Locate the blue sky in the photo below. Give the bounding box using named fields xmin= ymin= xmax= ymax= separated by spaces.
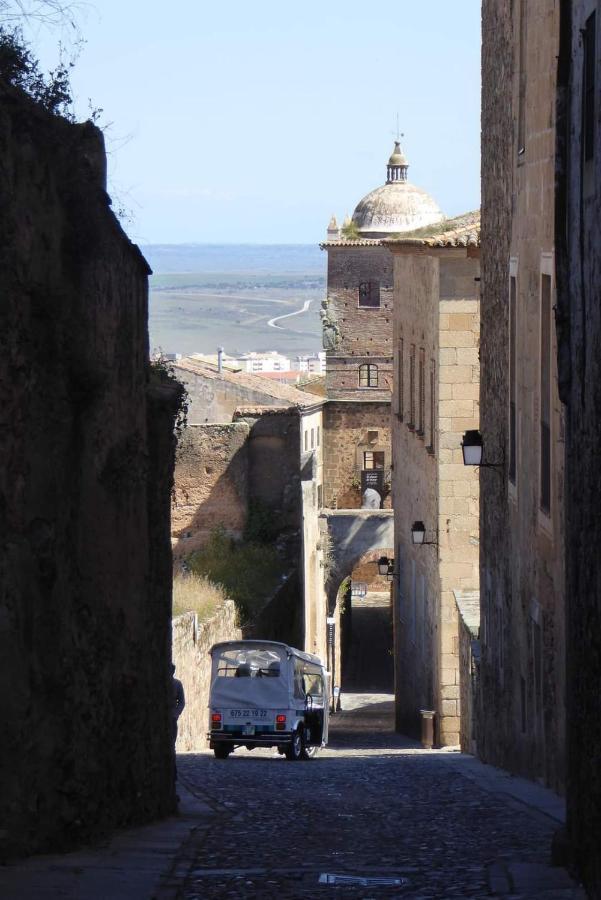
xmin=32 ymin=0 xmax=481 ymax=244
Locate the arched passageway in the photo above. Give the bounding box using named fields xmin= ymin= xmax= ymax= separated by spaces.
xmin=341 ymin=558 xmax=394 ymax=692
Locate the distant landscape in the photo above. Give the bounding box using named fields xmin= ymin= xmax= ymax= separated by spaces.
xmin=142 ymin=244 xmax=326 ymax=358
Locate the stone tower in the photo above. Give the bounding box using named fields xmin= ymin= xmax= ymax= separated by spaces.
xmin=320 ymin=142 xmax=444 ymax=510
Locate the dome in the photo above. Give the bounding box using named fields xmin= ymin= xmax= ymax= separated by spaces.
xmin=351 ymin=142 xmax=444 ymax=238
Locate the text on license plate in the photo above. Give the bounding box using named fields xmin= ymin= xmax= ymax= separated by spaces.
xmin=229 ymin=709 xmax=268 ymax=719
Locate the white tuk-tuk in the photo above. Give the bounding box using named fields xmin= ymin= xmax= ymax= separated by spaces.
xmin=207 ymin=640 xmax=329 ymax=760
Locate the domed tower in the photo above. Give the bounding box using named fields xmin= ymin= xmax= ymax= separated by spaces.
xmin=319 ymin=140 xmax=444 ymax=512
xmin=351 ymin=142 xmax=443 ymax=238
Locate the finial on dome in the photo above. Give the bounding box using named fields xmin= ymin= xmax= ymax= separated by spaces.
xmin=386 ymin=140 xmax=408 ymax=184
xmin=326 ymin=214 xmax=340 ymax=240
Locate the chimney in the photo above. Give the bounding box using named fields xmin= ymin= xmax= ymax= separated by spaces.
xmin=217 ymin=347 xmax=224 ymax=373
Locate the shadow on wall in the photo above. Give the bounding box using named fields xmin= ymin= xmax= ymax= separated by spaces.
xmin=172 ymin=444 xmax=249 ymax=567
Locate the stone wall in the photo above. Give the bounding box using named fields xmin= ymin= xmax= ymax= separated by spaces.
xmin=481 ymin=0 xmax=565 ymax=793
xmin=172 ymin=423 xmax=249 ymax=565
xmin=322 ymin=402 xmax=392 ymax=509
xmin=173 ymin=602 xmax=241 ymax=752
xmin=323 ymin=245 xmax=394 ymax=401
xmin=479 ymin=0 xmax=514 ymax=782
xmin=555 ymin=0 xmax=601 ymax=890
xmin=0 ymin=84 xmax=178 ymax=858
xmin=390 ymin=249 xmax=480 ymax=746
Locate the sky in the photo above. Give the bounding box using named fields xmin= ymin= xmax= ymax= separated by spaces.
xmin=29 ymin=0 xmax=481 ymax=245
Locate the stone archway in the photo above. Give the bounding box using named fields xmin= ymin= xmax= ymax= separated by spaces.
xmin=320 ymin=509 xmax=395 ymax=698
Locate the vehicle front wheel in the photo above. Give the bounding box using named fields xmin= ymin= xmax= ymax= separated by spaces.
xmin=285 ymin=728 xmax=303 ymax=761
xmin=213 ymin=745 xmax=232 ymax=759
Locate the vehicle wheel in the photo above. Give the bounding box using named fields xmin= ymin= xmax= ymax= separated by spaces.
xmin=301 ymin=745 xmax=319 ymax=760
xmin=213 ymin=745 xmax=231 ymax=759
xmin=285 ymin=728 xmax=303 ymax=761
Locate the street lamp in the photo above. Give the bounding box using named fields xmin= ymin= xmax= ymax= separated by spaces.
xmin=377 ymin=556 xmax=390 ymax=576
xmin=410 ymin=520 xmax=438 ymax=548
xmin=461 ymin=429 xmax=504 ymax=471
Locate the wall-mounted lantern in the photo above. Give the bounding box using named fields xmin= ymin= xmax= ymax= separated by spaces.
xmin=410 ymin=520 xmax=438 ymax=548
xmin=461 ymin=429 xmax=504 ymax=472
xmin=377 ymin=555 xmax=398 ymax=582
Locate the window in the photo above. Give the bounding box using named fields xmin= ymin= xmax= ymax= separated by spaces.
xmin=409 ymin=344 xmax=416 ymax=427
xmin=509 ymin=274 xmax=517 ymax=484
xmin=397 ymin=337 xmax=404 ymax=420
xmin=417 ymin=348 xmax=425 ymax=436
xmin=363 ymin=450 xmax=385 ymax=469
xmin=358 ymin=281 xmax=381 ymax=308
xmin=540 ymin=273 xmax=552 ymax=514
xmin=304 ymin=431 xmax=308 ymax=452
xmin=583 ymin=11 xmax=596 ymax=162
xmin=359 ymin=363 xmax=378 ymax=387
xmin=316 ymin=425 xmax=320 ymax=447
xmin=428 ymin=359 xmax=436 ymax=453
xmin=311 ymin=428 xmax=315 ymax=450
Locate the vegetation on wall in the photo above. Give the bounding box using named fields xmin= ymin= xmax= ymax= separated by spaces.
xmin=0 ymin=25 xmax=74 ymax=116
xmin=172 ymin=573 xmax=227 ymax=621
xmin=187 ymin=527 xmax=286 ymax=625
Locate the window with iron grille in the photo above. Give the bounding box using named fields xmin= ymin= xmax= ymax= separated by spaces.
xmin=428 ymin=359 xmax=436 ymax=453
xmin=417 ymin=348 xmax=425 ymax=436
xmin=583 ymin=11 xmax=596 ymax=162
xmin=397 ymin=337 xmax=404 ymax=420
xmin=509 ymin=275 xmax=517 ymax=484
xmin=540 ymin=273 xmax=552 ymax=514
xmin=358 ymin=281 xmax=381 ymax=308
xmin=359 ymin=363 xmax=378 ymax=387
xmin=409 ymin=344 xmax=416 ymax=428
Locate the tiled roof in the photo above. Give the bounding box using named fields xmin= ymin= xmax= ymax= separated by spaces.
xmin=453 ymin=590 xmax=481 ymax=636
xmin=386 ymin=210 xmax=481 ymax=248
xmin=319 ymin=239 xmax=383 ymax=249
xmin=174 ymin=357 xmax=323 ymax=409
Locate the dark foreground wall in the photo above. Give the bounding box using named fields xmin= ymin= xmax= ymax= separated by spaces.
xmin=556 ymin=2 xmax=601 ymax=893
xmin=0 ymin=84 xmax=180 ymax=858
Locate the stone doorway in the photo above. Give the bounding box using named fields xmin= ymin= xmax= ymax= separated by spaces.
xmin=340 ymin=558 xmax=394 ymax=693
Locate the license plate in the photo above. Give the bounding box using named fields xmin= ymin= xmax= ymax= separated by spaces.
xmin=243 ymin=724 xmax=255 ymax=735
xmin=228 ymin=709 xmax=268 ymax=720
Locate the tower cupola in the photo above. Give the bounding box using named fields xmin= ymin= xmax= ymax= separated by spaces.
xmin=386 ymin=141 xmax=408 ymax=183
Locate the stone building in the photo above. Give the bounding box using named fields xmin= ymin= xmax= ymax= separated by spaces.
xmin=170 ymin=358 xmax=328 ymax=665
xmin=480 ymin=0 xmax=565 ymax=792
xmin=318 ymin=144 xmax=445 ymax=694
xmin=555 ymin=0 xmax=601 ymax=892
xmin=388 ymin=214 xmax=481 ymax=746
xmin=0 ymin=82 xmax=179 ymax=857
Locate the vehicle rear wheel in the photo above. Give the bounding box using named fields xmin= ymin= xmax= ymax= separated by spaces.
xmin=285 ymin=728 xmax=303 ymax=761
xmin=302 ymin=745 xmax=319 ymax=760
xmin=213 ymin=745 xmax=232 ymax=759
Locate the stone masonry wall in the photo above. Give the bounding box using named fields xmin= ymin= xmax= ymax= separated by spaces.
xmin=324 ymin=245 xmax=394 ymax=401
xmin=556 ymin=0 xmax=601 ymax=890
xmin=172 ymin=423 xmax=250 ymax=565
xmin=173 ymin=602 xmax=241 ymax=752
xmin=0 ymin=84 xmax=178 ymax=858
xmin=322 ymin=402 xmax=392 ymax=509
xmin=479 ymin=0 xmax=514 ymax=778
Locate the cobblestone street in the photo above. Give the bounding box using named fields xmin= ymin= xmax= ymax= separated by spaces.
xmin=163 ymin=694 xmax=582 ymax=899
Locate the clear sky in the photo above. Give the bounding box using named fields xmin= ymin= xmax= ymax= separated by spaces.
xmin=31 ymin=0 xmax=481 ymax=245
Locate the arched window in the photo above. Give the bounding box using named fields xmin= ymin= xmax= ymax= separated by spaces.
xmin=359 ymin=364 xmax=378 ymax=388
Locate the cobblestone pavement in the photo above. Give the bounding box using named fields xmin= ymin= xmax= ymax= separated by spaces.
xmin=164 ymin=694 xmax=584 ymax=900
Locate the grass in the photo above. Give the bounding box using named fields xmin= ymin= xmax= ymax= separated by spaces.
xmin=172 ymin=573 xmax=228 ymax=621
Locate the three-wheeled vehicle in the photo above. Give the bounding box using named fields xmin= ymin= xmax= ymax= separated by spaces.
xmin=207 ymin=640 xmax=329 ymax=760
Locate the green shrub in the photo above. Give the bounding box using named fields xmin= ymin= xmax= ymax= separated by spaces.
xmin=0 ymin=26 xmax=73 ymax=117
xmin=187 ymin=527 xmax=285 ymax=624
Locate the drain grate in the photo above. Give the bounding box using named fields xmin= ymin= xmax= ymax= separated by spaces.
xmin=319 ymin=873 xmax=409 ymax=887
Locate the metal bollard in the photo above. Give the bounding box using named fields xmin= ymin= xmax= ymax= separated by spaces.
xmin=419 ymin=709 xmax=436 ymax=749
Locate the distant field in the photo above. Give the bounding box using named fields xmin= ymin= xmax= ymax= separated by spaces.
xmin=144 ymin=245 xmax=326 ymax=358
